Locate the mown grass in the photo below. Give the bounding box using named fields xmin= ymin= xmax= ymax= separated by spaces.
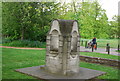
xmin=80 ymin=52 xmax=119 ymax=60
xmin=80 ymin=62 xmax=119 ymax=80
xmin=81 ymin=39 xmax=118 ymax=48
xmin=116 ymin=50 xmax=120 ymax=53
xmin=2 ymin=48 xmax=46 ymax=79
xmin=2 ymin=48 xmax=119 ymax=80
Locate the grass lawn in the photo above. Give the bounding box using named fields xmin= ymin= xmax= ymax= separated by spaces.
xmin=80 ymin=52 xmax=119 ymax=60
xmin=116 ymin=50 xmax=120 ymax=53
xmin=2 ymin=48 xmax=119 ymax=80
xmin=81 ymin=39 xmax=118 ymax=48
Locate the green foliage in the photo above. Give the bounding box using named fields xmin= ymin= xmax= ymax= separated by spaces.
xmin=2 ymin=1 xmax=118 ymax=42
xmin=2 ymin=2 xmax=60 ymax=41
xmin=116 ymin=50 xmax=120 ymax=53
xmin=77 ymin=2 xmax=110 ymax=38
xmin=109 ymin=15 xmax=119 ymax=39
xmin=2 ymin=38 xmax=12 ymax=44
xmin=57 ymin=1 xmax=111 ymax=39
xmin=2 ymin=48 xmax=119 ymax=79
xmin=2 ymin=40 xmax=46 ymax=48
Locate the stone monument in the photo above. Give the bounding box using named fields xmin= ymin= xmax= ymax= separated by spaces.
xmin=45 ymin=19 xmax=80 ymax=76
xmin=15 ymin=19 xmax=106 ymax=80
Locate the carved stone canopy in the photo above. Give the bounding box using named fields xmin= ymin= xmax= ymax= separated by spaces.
xmin=15 ymin=19 xmax=106 ymax=79
xmin=45 ymin=19 xmax=80 ymax=76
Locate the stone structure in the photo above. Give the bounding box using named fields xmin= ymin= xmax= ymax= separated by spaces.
xmin=45 ymin=19 xmax=80 ymax=76
xmin=80 ymin=55 xmax=120 ymax=67
xmin=15 ymin=19 xmax=106 ymax=80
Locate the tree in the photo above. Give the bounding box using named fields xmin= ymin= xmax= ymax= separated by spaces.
xmin=71 ymin=1 xmax=109 ymax=39
xmin=2 ymin=1 xmax=113 ymax=41
xmin=2 ymin=2 xmax=61 ymax=41
xmin=109 ymin=15 xmax=119 ymax=38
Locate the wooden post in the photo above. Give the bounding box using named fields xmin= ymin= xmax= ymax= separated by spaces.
xmin=95 ymin=43 xmax=97 ymax=50
xmin=85 ymin=41 xmax=87 ymax=48
xmin=81 ymin=40 xmax=83 ymax=46
xmin=118 ymin=44 xmax=120 ymax=51
xmin=108 ymin=46 xmax=110 ymax=54
xmin=92 ymin=44 xmax=94 ymax=52
xmin=106 ymin=43 xmax=108 ymax=52
xmin=106 ymin=43 xmax=110 ymax=54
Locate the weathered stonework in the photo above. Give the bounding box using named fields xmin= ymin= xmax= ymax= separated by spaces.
xmin=15 ymin=19 xmax=106 ymax=80
xmin=44 ymin=19 xmax=80 ymax=76
xmin=80 ymin=55 xmax=120 ymax=67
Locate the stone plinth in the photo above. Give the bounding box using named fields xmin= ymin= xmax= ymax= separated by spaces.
xmin=15 ymin=65 xmax=106 ymax=80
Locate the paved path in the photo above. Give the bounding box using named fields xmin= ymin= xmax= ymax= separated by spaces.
xmin=1 ymin=46 xmax=119 ymax=56
xmin=80 ymin=46 xmax=120 ymax=56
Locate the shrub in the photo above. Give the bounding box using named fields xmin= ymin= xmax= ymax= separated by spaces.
xmin=2 ymin=40 xmax=46 ymax=48
xmin=2 ymin=38 xmax=12 ymax=44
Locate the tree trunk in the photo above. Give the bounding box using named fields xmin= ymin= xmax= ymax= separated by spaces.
xmin=21 ymin=27 xmax=24 ymax=40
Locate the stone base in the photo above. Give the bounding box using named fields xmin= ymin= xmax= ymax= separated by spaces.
xmin=15 ymin=65 xmax=106 ymax=80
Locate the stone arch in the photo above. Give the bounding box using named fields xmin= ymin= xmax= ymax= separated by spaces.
xmin=49 ymin=20 xmax=60 ymax=35
xmin=50 ymin=29 xmax=59 ymax=52
xmin=71 ymin=31 xmax=78 ymax=52
xmin=71 ymin=21 xmax=79 ymax=34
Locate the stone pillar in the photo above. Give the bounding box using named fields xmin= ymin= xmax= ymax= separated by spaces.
xmin=45 ymin=19 xmax=80 ymax=76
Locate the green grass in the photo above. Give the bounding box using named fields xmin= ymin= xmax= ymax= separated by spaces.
xmin=80 ymin=62 xmax=119 ymax=80
xmin=116 ymin=50 xmax=120 ymax=53
xmin=2 ymin=48 xmax=45 ymax=79
xmin=97 ymin=39 xmax=118 ymax=48
xmin=2 ymin=48 xmax=119 ymax=80
xmin=81 ymin=39 xmax=118 ymax=48
xmin=80 ymin=52 xmax=119 ymax=60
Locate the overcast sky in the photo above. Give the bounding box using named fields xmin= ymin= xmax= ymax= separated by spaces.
xmin=98 ymin=0 xmax=120 ymax=21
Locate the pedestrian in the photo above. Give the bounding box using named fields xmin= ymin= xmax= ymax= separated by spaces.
xmin=92 ymin=37 xmax=97 ymax=50
xmin=87 ymin=40 xmax=92 ymax=48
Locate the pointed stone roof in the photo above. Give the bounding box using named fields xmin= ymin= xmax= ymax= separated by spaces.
xmin=54 ymin=19 xmax=77 ymax=36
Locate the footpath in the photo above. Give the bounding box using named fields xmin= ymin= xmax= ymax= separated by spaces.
xmin=80 ymin=46 xmax=120 ymax=56
xmin=1 ymin=46 xmax=119 ymax=56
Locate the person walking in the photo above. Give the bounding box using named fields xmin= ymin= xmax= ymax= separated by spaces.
xmin=92 ymin=37 xmax=97 ymax=50
xmin=92 ymin=37 xmax=96 ymax=44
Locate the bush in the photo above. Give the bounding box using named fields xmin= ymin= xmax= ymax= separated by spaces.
xmin=2 ymin=40 xmax=46 ymax=48
xmin=116 ymin=50 xmax=120 ymax=53
xmin=2 ymin=38 xmax=12 ymax=44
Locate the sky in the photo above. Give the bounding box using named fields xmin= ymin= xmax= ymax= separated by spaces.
xmin=98 ymin=0 xmax=120 ymax=21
